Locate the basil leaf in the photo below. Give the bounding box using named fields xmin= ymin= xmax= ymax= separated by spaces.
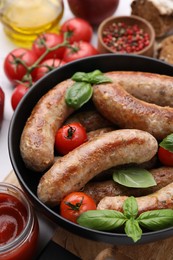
xmin=159 ymin=133 xmax=173 ymax=152
xmin=77 ymin=210 xmax=126 ymax=231
xmin=123 ymin=197 xmax=138 ymax=219
xmin=113 ymin=167 xmax=156 ymax=188
xmin=71 ymin=70 xmax=112 ymax=85
xmin=125 ymin=219 xmax=142 ymax=243
xmin=89 ymin=75 xmax=113 ymax=84
xmin=72 ymin=72 xmax=90 ymax=82
xmin=137 ymin=209 xmax=173 ymax=230
xmin=86 ymin=70 xmax=103 ymax=80
xmin=65 ymin=82 xmax=93 ymax=109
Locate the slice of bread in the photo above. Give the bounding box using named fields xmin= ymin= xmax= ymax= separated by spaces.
xmin=131 ymin=0 xmax=173 ymax=37
xmin=157 ymin=35 xmax=173 ymax=64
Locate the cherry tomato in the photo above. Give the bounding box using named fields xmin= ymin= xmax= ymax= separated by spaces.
xmin=0 ymin=88 xmax=4 ymax=126
xmin=158 ymin=146 xmax=173 ymax=166
xmin=32 ymin=58 xmax=66 ymax=81
xmin=63 ymin=41 xmax=99 ymax=62
xmin=55 ymin=122 xmax=87 ymax=155
xmin=60 ymin=192 xmax=96 ymax=223
xmin=32 ymin=33 xmax=66 ymax=60
xmin=61 ymin=17 xmax=93 ymax=43
xmin=11 ymin=83 xmax=29 ymax=110
xmin=4 ymin=48 xmax=37 ymax=86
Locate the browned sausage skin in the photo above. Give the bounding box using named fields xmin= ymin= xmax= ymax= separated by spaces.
xmin=64 ymin=109 xmax=113 ymax=132
xmin=37 ymin=129 xmax=158 ymax=206
xmin=20 ymin=79 xmax=75 ymax=172
xmin=92 ymin=82 xmax=173 ymax=140
xmin=97 ymin=181 xmax=173 ymax=214
xmin=83 ymin=167 xmax=173 ymax=204
xmin=104 ymin=71 xmax=173 ymax=107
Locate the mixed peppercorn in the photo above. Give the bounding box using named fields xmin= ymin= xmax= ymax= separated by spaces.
xmin=102 ymin=22 xmax=150 ymax=53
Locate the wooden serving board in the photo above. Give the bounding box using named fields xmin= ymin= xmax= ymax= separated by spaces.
xmin=4 ymin=171 xmax=173 ymax=260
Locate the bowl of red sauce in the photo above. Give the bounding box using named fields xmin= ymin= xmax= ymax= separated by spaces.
xmin=97 ymin=15 xmax=155 ymax=57
xmin=0 ymin=183 xmax=39 ymax=260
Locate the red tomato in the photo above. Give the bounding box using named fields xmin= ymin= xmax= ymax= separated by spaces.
xmin=32 ymin=58 xmax=66 ymax=81
xmin=4 ymin=48 xmax=37 ymax=86
xmin=11 ymin=83 xmax=29 ymax=110
xmin=60 ymin=192 xmax=96 ymax=223
xmin=32 ymin=33 xmax=66 ymax=60
xmin=158 ymin=146 xmax=173 ymax=166
xmin=0 ymin=88 xmax=4 ymax=126
xmin=55 ymin=122 xmax=87 ymax=155
xmin=61 ymin=17 xmax=93 ymax=43
xmin=63 ymin=41 xmax=99 ymax=62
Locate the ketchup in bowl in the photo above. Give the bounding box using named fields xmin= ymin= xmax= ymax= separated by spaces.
xmin=0 ymin=183 xmax=39 ymax=260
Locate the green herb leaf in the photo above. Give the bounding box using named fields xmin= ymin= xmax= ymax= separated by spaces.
xmin=113 ymin=167 xmax=156 ymax=188
xmin=89 ymin=74 xmax=113 ymax=84
xmin=123 ymin=196 xmax=138 ymax=219
xmin=65 ymin=82 xmax=93 ymax=109
xmin=72 ymin=72 xmax=90 ymax=82
xmin=77 ymin=210 xmax=126 ymax=231
xmin=125 ymin=219 xmax=142 ymax=242
xmin=137 ymin=209 xmax=173 ymax=230
xmin=71 ymin=70 xmax=112 ymax=84
xmin=159 ymin=133 xmax=173 ymax=152
xmin=66 ymin=70 xmax=112 ymax=109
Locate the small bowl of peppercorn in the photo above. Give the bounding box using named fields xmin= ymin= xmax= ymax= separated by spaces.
xmin=97 ymin=15 xmax=155 ymax=57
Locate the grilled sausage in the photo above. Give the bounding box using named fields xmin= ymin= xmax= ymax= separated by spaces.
xmin=64 ymin=109 xmax=113 ymax=132
xmin=104 ymin=71 xmax=173 ymax=107
xmin=87 ymin=127 xmax=114 ymax=141
xmin=37 ymin=129 xmax=158 ymax=206
xmin=97 ymin=181 xmax=173 ymax=214
xmin=92 ymin=82 xmax=173 ymax=140
xmin=83 ymin=167 xmax=173 ymax=204
xmin=20 ymin=79 xmax=75 ymax=172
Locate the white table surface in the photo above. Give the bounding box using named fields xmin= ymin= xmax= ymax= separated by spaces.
xmin=0 ymin=0 xmax=131 ymax=182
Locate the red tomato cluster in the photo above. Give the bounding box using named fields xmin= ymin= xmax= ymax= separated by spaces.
xmin=3 ymin=18 xmax=98 ymax=111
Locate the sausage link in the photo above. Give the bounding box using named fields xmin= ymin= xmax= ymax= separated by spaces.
xmin=92 ymin=82 xmax=173 ymax=140
xmin=83 ymin=167 xmax=173 ymax=204
xmin=20 ymin=79 xmax=75 ymax=172
xmin=104 ymin=71 xmax=173 ymax=107
xmin=64 ymin=109 xmax=113 ymax=132
xmin=37 ymin=129 xmax=158 ymax=206
xmin=87 ymin=127 xmax=114 ymax=141
xmin=97 ymin=181 xmax=173 ymax=214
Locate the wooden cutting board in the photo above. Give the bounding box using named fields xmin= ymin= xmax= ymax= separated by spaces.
xmin=4 ymin=171 xmax=173 ymax=260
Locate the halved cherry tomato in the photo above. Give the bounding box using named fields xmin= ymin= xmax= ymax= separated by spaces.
xmin=32 ymin=58 xmax=66 ymax=81
xmin=55 ymin=122 xmax=87 ymax=155
xmin=61 ymin=17 xmax=93 ymax=43
xmin=158 ymin=146 xmax=173 ymax=166
xmin=32 ymin=33 xmax=66 ymax=60
xmin=63 ymin=41 xmax=99 ymax=62
xmin=4 ymin=48 xmax=37 ymax=86
xmin=60 ymin=192 xmax=96 ymax=223
xmin=11 ymin=83 xmax=29 ymax=110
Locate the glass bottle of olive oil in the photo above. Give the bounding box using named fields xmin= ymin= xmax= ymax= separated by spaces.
xmin=0 ymin=0 xmax=64 ymax=47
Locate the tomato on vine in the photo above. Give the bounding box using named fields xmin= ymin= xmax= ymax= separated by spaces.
xmin=32 ymin=33 xmax=66 ymax=60
xmin=60 ymin=192 xmax=96 ymax=223
xmin=63 ymin=41 xmax=99 ymax=62
xmin=158 ymin=133 xmax=173 ymax=166
xmin=11 ymin=82 xmax=30 ymax=110
xmin=32 ymin=58 xmax=66 ymax=81
xmin=4 ymin=48 xmax=37 ymax=86
xmin=61 ymin=17 xmax=93 ymax=43
xmin=55 ymin=122 xmax=88 ymax=155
